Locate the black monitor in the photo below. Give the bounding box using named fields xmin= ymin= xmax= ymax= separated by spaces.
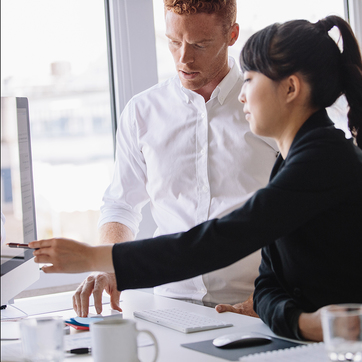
xmin=1 ymin=97 xmax=39 ymax=311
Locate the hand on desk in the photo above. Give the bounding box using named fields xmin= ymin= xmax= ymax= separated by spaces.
xmin=215 ymin=291 xmax=324 ymax=342
xmin=73 ymin=272 xmax=122 ymax=317
xmin=215 ymin=293 xmax=259 ymax=318
xmin=298 ymin=309 xmax=323 ymax=342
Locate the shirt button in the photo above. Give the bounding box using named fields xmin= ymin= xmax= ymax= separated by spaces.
xmin=200 ymin=148 xmax=206 ymax=155
xmin=200 ymin=113 xmax=205 ymax=118
xmin=202 ymin=185 xmax=208 ymax=192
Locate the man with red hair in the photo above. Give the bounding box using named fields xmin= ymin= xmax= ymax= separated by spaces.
xmin=73 ymin=0 xmax=278 ymax=318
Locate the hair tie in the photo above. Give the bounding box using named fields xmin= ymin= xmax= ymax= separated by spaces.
xmin=315 ymin=19 xmax=334 ymax=34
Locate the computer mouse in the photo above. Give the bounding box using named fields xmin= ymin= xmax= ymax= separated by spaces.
xmin=212 ymin=333 xmax=272 ymax=349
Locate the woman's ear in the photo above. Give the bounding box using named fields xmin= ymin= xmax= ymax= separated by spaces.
xmin=285 ymin=75 xmax=301 ymax=103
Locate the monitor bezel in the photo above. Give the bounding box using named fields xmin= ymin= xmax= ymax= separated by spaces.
xmin=1 ymin=97 xmax=40 ymax=308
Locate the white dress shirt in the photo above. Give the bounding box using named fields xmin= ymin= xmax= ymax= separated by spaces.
xmin=99 ymin=58 xmax=278 ymax=305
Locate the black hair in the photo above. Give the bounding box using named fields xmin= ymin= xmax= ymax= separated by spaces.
xmin=240 ymin=15 xmax=362 ymax=148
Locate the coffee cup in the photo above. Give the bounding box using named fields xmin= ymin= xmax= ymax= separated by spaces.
xmin=90 ymin=318 xmax=158 ymax=362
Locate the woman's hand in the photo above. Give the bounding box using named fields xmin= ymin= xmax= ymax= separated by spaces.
xmin=29 ymin=238 xmax=114 ymax=274
xmin=298 ymin=309 xmax=324 ymax=342
xmin=215 ymin=293 xmax=259 ymax=318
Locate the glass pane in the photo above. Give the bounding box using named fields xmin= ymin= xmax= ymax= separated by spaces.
xmin=1 ymin=0 xmax=114 ymax=245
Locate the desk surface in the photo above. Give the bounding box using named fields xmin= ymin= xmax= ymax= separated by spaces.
xmin=1 ymin=289 xmax=282 ymax=361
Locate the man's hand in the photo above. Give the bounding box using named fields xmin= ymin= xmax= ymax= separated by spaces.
xmin=71 ymin=222 xmax=134 ymax=317
xmin=215 ymin=293 xmax=259 ymax=318
xmin=73 ymin=272 xmax=122 ymax=317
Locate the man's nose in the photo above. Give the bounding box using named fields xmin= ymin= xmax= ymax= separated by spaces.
xmin=180 ymin=43 xmax=194 ymax=64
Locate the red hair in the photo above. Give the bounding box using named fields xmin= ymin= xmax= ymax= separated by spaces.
xmin=164 ymin=0 xmax=237 ymax=32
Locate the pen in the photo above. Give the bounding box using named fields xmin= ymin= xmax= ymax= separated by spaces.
xmin=6 ymin=243 xmax=32 ymax=249
xmin=66 ymin=347 xmax=91 ymax=354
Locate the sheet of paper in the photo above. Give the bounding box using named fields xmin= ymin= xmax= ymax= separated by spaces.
xmin=1 ymin=330 xmax=154 ymax=362
xmin=8 ymin=292 xmax=110 ymax=318
xmin=1 ymin=341 xmax=23 ymax=362
xmin=1 ymin=321 xmax=20 ymax=340
xmin=64 ymin=331 xmax=154 ymax=350
xmin=240 ymin=342 xmax=329 ymax=361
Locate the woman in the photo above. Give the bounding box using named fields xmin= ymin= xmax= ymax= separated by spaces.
xmin=30 ymin=15 xmax=362 ymax=342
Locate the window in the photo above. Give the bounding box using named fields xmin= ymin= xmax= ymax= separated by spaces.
xmin=1 ymin=0 xmax=357 ymax=295
xmin=1 ymin=0 xmax=114 ymax=246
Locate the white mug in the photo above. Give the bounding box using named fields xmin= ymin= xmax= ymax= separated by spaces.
xmin=90 ymin=318 xmax=158 ymax=362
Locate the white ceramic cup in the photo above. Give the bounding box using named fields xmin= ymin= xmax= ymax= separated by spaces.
xmin=20 ymin=316 xmax=64 ymax=362
xmin=322 ymin=304 xmax=362 ymax=362
xmin=90 ymin=318 xmax=158 ymax=362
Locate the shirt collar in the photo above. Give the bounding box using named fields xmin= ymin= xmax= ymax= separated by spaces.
xmin=212 ymin=57 xmax=240 ymax=105
xmin=179 ymin=57 xmax=240 ymax=104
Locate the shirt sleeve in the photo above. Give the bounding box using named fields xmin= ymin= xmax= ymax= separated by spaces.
xmin=253 ymin=248 xmax=304 ymax=340
xmin=98 ymin=98 xmax=150 ymax=236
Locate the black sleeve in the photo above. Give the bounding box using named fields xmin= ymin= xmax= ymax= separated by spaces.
xmin=253 ymin=248 xmax=304 ymax=340
xmin=112 ymin=126 xmax=352 ymax=292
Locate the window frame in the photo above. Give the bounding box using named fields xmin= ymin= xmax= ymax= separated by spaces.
xmin=345 ymin=0 xmax=362 ymax=47
xmin=105 ymin=0 xmax=158 ymax=148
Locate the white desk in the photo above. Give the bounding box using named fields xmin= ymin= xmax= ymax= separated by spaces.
xmin=0 ymin=289 xmax=290 ymax=361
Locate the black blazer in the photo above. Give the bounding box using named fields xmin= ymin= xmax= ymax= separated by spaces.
xmin=113 ymin=109 xmax=362 ymax=339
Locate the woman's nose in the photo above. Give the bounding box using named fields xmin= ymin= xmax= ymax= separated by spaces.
xmin=238 ymin=88 xmax=246 ymax=103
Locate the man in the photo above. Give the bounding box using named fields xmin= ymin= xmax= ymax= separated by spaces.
xmin=73 ymin=0 xmax=278 ymax=317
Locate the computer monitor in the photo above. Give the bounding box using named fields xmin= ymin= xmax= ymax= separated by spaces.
xmin=1 ymin=97 xmax=40 ymax=309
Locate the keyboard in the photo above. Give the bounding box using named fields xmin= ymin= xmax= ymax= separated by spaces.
xmin=133 ymin=308 xmax=233 ymax=333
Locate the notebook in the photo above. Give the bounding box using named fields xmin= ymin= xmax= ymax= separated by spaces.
xmin=240 ymin=342 xmax=328 ymax=361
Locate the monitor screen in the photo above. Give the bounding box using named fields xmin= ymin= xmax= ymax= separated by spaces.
xmin=1 ymin=97 xmax=39 ymax=308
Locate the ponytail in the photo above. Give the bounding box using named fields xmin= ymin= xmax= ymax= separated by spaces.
xmin=240 ymin=15 xmax=362 ymax=148
xmin=316 ymin=16 xmax=362 ymax=148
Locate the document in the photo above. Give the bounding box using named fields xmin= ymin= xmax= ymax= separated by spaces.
xmin=240 ymin=342 xmax=329 ymax=361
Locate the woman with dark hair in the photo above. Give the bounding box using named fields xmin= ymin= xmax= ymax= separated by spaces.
xmin=30 ymin=15 xmax=362 ymax=342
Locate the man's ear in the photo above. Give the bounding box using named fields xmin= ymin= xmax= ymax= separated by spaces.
xmin=229 ymin=23 xmax=239 ymax=46
xmin=285 ymin=75 xmax=301 ymax=103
